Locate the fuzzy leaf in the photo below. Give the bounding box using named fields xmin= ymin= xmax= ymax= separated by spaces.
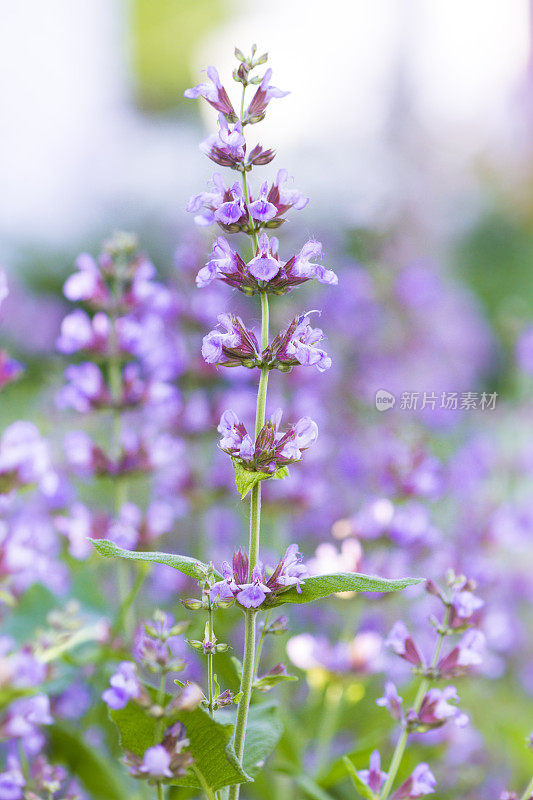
xmin=233 ymin=460 xmax=289 ymax=499
xmin=268 ymin=573 xmax=421 ymax=607
xmin=110 ymin=697 xmax=248 ymax=791
xmin=91 ymin=539 xmax=219 ymax=580
xmin=253 ymin=673 xmax=298 ymax=692
xmin=342 ymin=756 xmax=377 ymax=800
xmin=217 ymin=701 xmax=283 ymax=778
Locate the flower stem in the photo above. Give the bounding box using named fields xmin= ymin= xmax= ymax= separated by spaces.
xmin=315 ymin=683 xmax=344 ymax=776
xmin=253 ymin=609 xmax=271 ymax=681
xmin=520 ymin=776 xmax=533 ymax=800
xmin=380 ymin=609 xmax=450 ymax=800
xmin=207 ymin=601 xmax=215 ymax=717
xmin=229 ymin=609 xmax=257 ymax=800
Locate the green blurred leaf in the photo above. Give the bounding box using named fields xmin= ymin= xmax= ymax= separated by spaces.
xmin=48 ymin=721 xmax=125 ymax=800
xmin=110 ymin=698 xmax=248 ymax=791
xmin=91 ymin=539 xmax=219 ymax=580
xmin=342 ymin=756 xmax=376 ymax=800
xmin=253 ymin=673 xmax=298 ymax=692
xmin=217 ymin=701 xmax=283 ymax=779
xmin=268 ymin=573 xmax=421 ymax=607
xmin=233 ymin=460 xmax=289 ymax=499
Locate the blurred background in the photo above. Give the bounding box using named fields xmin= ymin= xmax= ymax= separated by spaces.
xmin=3 ymin=2 xmax=533 ymax=798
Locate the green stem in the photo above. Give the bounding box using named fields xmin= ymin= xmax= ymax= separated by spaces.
xmin=253 ymin=609 xmax=271 ymax=681
xmin=520 ymin=776 xmax=533 ymax=800
xmin=230 ymin=609 xmax=257 ymax=800
xmin=380 ymin=609 xmax=450 ymax=800
xmin=153 ymin=669 xmax=167 ymax=745
xmin=192 ymin=765 xmax=217 ymax=800
xmin=315 ymin=683 xmax=344 ymax=776
xmin=156 ymin=782 xmax=163 ymax=800
xmin=207 ymin=602 xmax=215 ymax=717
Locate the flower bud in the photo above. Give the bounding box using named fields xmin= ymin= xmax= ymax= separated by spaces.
xmin=215 ymin=642 xmax=230 ymax=653
xmin=181 ymin=598 xmax=204 ymax=611
xmin=186 ymin=639 xmax=203 ymax=651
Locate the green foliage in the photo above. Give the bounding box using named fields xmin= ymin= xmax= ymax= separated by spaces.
xmin=343 ymin=756 xmax=377 ymax=800
xmin=130 ymin=0 xmax=229 ymax=111
xmin=253 ymin=672 xmax=298 ymax=693
xmin=233 ymin=460 xmax=289 ymax=499
xmin=91 ymin=538 xmax=220 ymax=580
xmin=216 ymin=701 xmax=284 ymax=779
xmin=268 ymin=573 xmax=421 ymax=607
xmin=110 ymin=697 xmax=249 ymax=791
xmin=48 ymin=721 xmax=125 ymax=800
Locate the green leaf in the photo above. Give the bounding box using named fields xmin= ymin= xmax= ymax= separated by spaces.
xmin=91 ymin=539 xmax=219 ymax=580
xmin=233 ymin=460 xmax=289 ymax=499
xmin=342 ymin=756 xmax=377 ymax=800
xmin=268 ymin=572 xmax=421 ymax=607
xmin=295 ymin=774 xmax=338 ymax=800
xmin=48 ymin=721 xmax=125 ymax=800
xmin=253 ymin=673 xmax=298 ymax=692
xmin=217 ymin=701 xmax=283 ymax=778
xmin=110 ymin=698 xmax=248 ymax=792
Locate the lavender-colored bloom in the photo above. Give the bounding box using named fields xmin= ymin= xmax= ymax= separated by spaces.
xmin=248 ymin=181 xmax=278 ymax=222
xmin=449 ymin=589 xmax=484 ymax=628
xmin=195 ymin=234 xmax=337 ymax=295
xmin=0 ymin=422 xmax=57 ymax=496
xmin=63 ymin=252 xmax=108 ymax=304
xmin=376 ymin=681 xmax=404 ymax=721
xmin=0 ymin=757 xmax=25 ymax=800
xmin=200 ymin=114 xmax=246 ymax=168
xmin=102 ymin=662 xmax=141 ymax=710
xmin=413 ymin=686 xmax=469 ymax=729
xmin=139 ymin=745 xmax=173 ymax=778
xmin=184 ymin=65 xmax=237 ymax=120
xmin=245 ymin=67 xmax=289 ymax=122
xmin=215 ymin=183 xmax=246 ymax=226
xmin=266 ymin=313 xmax=331 ymax=372
xmin=202 ymin=313 xmax=260 ymax=368
xmin=247 ymin=233 xmax=283 ymax=281
xmin=438 ymin=629 xmax=485 ymax=675
xmin=358 ymin=750 xmax=387 ymax=794
xmin=210 ymin=545 xmax=308 ymax=609
xmin=0 ymin=351 xmax=23 ymax=391
xmin=5 ymin=695 xmax=53 ymax=738
xmin=287 ymin=631 xmax=382 ymax=675
xmin=385 ymin=621 xmax=424 ymax=667
xmin=392 ymin=763 xmax=436 ymax=798
xmin=217 ymin=408 xmax=318 ymax=472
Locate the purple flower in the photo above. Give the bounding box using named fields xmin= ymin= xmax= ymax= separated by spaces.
xmin=5 ymin=695 xmax=53 ymax=738
xmin=0 ymin=351 xmax=23 ymax=391
xmin=195 ymin=234 xmax=337 ymax=295
xmin=200 ymin=114 xmax=246 ymax=168
xmin=438 ymin=629 xmax=485 ymax=675
xmin=210 ymin=545 xmax=308 ymax=609
xmin=392 ymin=763 xmax=436 ymax=798
xmin=139 ymin=745 xmax=173 ymax=778
xmin=202 ymin=313 xmax=260 ymax=368
xmin=102 ymin=662 xmax=141 ymax=710
xmin=247 ymin=233 xmax=283 ymax=281
xmin=265 ymin=313 xmax=331 ymax=372
xmin=358 ymin=750 xmax=387 ymax=794
xmin=376 ymin=681 xmax=404 ymax=721
xmin=411 ymin=686 xmax=469 ymax=729
xmin=449 ymin=589 xmax=484 ymax=629
xmin=217 ymin=408 xmax=318 ymax=472
xmin=63 ymin=252 xmax=108 ymax=304
xmin=245 ymin=68 xmax=289 ymax=122
xmin=385 ymin=621 xmax=424 ymax=667
xmin=0 ymin=758 xmax=25 ymax=800
xmin=248 ymin=181 xmax=278 ymax=222
xmin=184 ymin=66 xmax=237 ymax=120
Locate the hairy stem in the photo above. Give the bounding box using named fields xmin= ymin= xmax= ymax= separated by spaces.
xmin=380 ymin=610 xmax=450 ymax=800
xmin=229 ymin=610 xmax=256 ymax=800
xmin=207 ymin=601 xmax=215 ymax=717
xmin=253 ymin=609 xmax=271 ymax=681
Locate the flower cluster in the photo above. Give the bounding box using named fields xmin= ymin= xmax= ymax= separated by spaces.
xmin=209 ymin=545 xmax=307 ymax=608
xmin=202 ymin=311 xmax=331 ymax=372
xmin=196 ymin=234 xmax=337 ymax=295
xmin=125 ymin=723 xmax=193 ymax=783
xmin=217 ymin=409 xmax=318 ymax=473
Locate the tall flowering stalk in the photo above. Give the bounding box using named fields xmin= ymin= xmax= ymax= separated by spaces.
xmin=92 ymin=46 xmax=417 ymax=800
xmin=185 ymin=47 xmax=335 ymax=790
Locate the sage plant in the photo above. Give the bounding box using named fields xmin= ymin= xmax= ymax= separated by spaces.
xmin=92 ymin=47 xmax=418 ymax=799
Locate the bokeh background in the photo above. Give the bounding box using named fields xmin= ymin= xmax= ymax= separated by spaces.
xmin=3 ymin=2 xmax=533 ymax=798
